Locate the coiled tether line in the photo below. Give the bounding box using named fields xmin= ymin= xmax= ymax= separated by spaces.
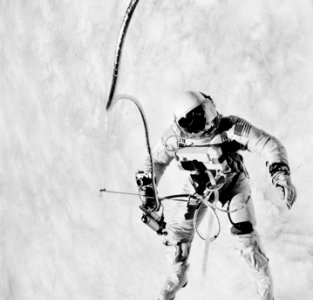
xmin=159 ymin=191 xmax=251 ymax=241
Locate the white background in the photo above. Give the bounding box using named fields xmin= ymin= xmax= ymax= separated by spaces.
xmin=1 ymin=0 xmax=313 ymax=299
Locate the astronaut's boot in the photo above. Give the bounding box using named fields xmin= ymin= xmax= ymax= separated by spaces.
xmin=158 ymin=262 xmax=188 ymax=300
xmin=235 ymin=231 xmax=274 ymax=300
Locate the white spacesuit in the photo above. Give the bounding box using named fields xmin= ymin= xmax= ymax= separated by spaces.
xmin=136 ymin=91 xmax=296 ymax=300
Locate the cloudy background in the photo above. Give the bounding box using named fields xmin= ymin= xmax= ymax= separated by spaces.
xmin=1 ymin=0 xmax=313 ymax=299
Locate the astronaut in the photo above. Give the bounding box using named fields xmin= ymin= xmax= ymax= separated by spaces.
xmin=136 ymin=91 xmax=296 ymax=300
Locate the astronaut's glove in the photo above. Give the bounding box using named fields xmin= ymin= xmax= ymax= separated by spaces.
xmin=135 ymin=170 xmax=157 ymax=211
xmin=270 ymin=163 xmax=297 ymax=209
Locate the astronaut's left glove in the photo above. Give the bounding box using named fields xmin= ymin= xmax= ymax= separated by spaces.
xmin=270 ymin=163 xmax=297 ymax=209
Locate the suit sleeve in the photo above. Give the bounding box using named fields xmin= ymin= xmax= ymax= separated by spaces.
xmin=226 ymin=116 xmax=289 ymax=168
xmin=143 ymin=125 xmax=178 ymax=185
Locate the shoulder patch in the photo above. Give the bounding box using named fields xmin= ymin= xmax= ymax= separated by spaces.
xmin=234 ymin=119 xmax=251 ymax=138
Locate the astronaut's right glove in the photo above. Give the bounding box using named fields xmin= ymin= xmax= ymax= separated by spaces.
xmin=135 ymin=170 xmax=158 ymax=211
xmin=270 ymin=163 xmax=297 ymax=209
xmin=135 ymin=171 xmax=165 ymax=234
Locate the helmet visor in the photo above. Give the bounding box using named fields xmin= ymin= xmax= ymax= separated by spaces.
xmin=177 ymin=104 xmax=206 ymax=134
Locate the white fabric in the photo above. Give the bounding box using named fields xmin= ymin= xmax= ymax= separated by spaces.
xmin=234 ymin=232 xmax=274 ymax=300
xmin=158 ymin=174 xmax=273 ymax=300
xmin=144 ymin=114 xmax=287 ymax=300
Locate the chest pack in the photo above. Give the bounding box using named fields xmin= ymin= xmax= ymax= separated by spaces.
xmin=175 ymin=133 xmax=231 ymax=171
xmin=174 ymin=134 xmax=242 ymax=194
xmin=175 ymin=145 xmax=229 ymax=172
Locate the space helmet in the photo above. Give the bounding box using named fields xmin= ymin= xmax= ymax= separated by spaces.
xmin=173 ymin=91 xmax=219 ymax=136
